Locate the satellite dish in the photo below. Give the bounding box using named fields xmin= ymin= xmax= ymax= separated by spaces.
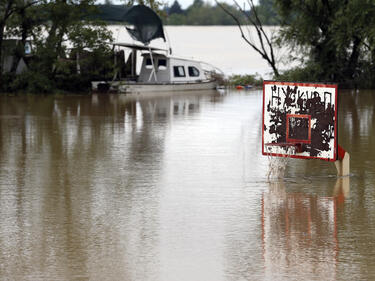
xmin=123 ymin=5 xmax=166 ymax=45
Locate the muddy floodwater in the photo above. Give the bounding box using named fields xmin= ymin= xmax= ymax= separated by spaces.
xmin=0 ymin=89 xmax=375 ymax=280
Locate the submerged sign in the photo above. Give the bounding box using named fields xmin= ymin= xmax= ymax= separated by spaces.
xmin=262 ymin=81 xmax=338 ymax=161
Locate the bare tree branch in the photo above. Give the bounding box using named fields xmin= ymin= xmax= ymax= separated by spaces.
xmin=247 ymin=0 xmax=277 ymax=71
xmin=215 ymin=2 xmax=264 ymax=57
xmin=216 ymin=0 xmax=279 ymax=77
xmin=233 ymin=0 xmax=268 ymax=59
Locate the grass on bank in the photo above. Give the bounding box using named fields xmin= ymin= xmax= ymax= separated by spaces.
xmin=226 ymin=74 xmax=264 ymax=88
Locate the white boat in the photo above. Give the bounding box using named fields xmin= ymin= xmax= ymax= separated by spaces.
xmin=91 ymin=43 xmax=219 ymax=93
xmin=91 ymin=5 xmax=222 ymax=94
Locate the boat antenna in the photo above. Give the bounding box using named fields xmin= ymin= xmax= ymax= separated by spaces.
xmin=116 ymin=26 xmax=120 ymax=43
xmin=147 ymin=45 xmax=158 ymax=82
xmin=164 ymin=28 xmax=172 ymax=55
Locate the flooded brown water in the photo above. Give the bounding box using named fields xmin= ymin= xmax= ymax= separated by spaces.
xmin=0 ymin=89 xmax=374 ymax=280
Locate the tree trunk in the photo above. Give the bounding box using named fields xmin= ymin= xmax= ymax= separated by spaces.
xmin=271 ymin=63 xmax=279 ymax=78
xmin=0 ymin=0 xmax=16 ymax=83
xmin=346 ymin=36 xmax=361 ymax=78
xmin=0 ymin=23 xmax=5 ymax=82
xmin=216 ymin=0 xmax=280 ymax=78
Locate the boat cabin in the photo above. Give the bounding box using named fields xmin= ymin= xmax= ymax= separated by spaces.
xmin=111 ymin=43 xmax=210 ymax=84
xmin=92 ymin=42 xmax=219 ymax=93
xmin=91 ymin=5 xmax=220 ymax=93
xmin=138 ymin=53 xmax=207 ymax=83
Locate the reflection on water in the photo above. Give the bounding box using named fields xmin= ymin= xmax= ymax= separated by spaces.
xmin=0 ymin=90 xmax=375 ymax=280
xmin=0 ymin=91 xmax=220 ymax=280
xmin=262 ymin=178 xmax=349 ymax=280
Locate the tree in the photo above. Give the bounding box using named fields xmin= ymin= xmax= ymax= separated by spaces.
xmin=167 ymin=13 xmax=186 ymax=25
xmin=166 ymin=1 xmax=241 ymax=25
xmin=0 ymin=0 xmax=17 ymax=76
xmin=0 ymin=0 xmax=40 ymax=79
xmin=169 ymin=0 xmax=183 ymax=15
xmin=2 ymin=0 xmax=114 ymax=92
xmin=216 ymin=0 xmax=280 ymax=77
xmin=275 ymin=0 xmax=375 ymax=85
xmin=124 ymin=0 xmax=164 ymax=14
xmin=191 ymin=0 xmax=203 ymax=8
xmin=254 ymin=0 xmax=278 ymax=25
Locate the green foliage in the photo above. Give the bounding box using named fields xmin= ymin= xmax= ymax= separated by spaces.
xmin=0 ymin=73 xmax=17 ymax=92
xmin=277 ymin=64 xmax=324 ymax=83
xmin=168 ymin=0 xmax=183 ymax=14
xmin=227 ymin=74 xmax=263 ymax=87
xmin=11 ymin=71 xmax=55 ymax=93
xmin=0 ymin=0 xmax=115 ymax=93
xmin=275 ymin=0 xmax=375 ymax=86
xmin=93 ymin=1 xmax=278 ymax=26
xmin=253 ymin=0 xmax=279 ymax=25
xmin=68 ymin=21 xmax=113 ymax=52
xmin=167 ymin=13 xmax=187 ymax=25
xmin=124 ymin=0 xmax=165 ymax=15
xmin=191 ymin=0 xmax=203 ymax=8
xmin=166 ymin=2 xmax=243 ymax=25
xmin=55 ymin=74 xmax=93 ymax=93
xmin=95 ymin=5 xmax=129 ymax=22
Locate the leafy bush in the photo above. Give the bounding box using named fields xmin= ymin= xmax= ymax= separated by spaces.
xmin=276 ymin=63 xmax=324 ymax=83
xmin=0 ymin=73 xmax=16 ymax=93
xmin=278 ymin=63 xmax=375 ymax=89
xmin=10 ymin=71 xmax=55 ymax=94
xmin=227 ymin=74 xmax=263 ymax=87
xmin=55 ymin=74 xmax=93 ymax=93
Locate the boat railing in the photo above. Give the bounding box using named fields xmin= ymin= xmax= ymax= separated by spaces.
xmin=200 ymin=62 xmax=224 ymax=76
xmin=200 ymin=61 xmax=225 ymax=84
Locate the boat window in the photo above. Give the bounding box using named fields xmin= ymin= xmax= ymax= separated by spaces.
xmin=173 ymin=66 xmax=186 ymax=77
xmin=24 ymin=42 xmax=31 ymax=54
xmin=158 ymin=59 xmax=167 ymax=70
xmin=145 ymin=58 xmax=154 ymax=69
xmin=188 ymin=66 xmax=200 ymax=77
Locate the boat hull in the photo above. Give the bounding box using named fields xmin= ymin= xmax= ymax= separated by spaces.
xmin=92 ymin=80 xmax=217 ymax=93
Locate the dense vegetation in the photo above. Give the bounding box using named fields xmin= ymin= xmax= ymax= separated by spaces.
xmin=274 ymin=0 xmax=375 ymax=88
xmin=164 ymin=0 xmax=245 ymax=25
xmin=95 ymin=0 xmax=277 ymax=26
xmin=227 ymin=74 xmax=263 ymax=87
xmin=0 ymin=0 xmax=114 ymax=93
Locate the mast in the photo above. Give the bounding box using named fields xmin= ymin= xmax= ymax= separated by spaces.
xmin=148 ymin=47 xmax=158 ymax=82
